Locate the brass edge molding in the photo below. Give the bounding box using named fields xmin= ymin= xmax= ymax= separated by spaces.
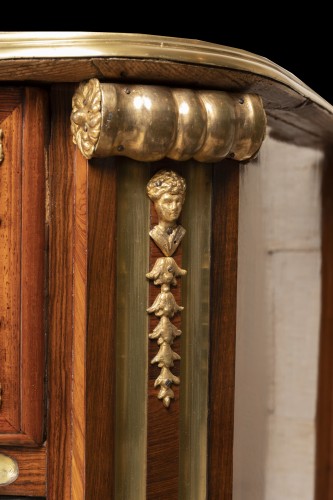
xmin=146 ymin=170 xmax=186 ymax=407
xmin=71 ymin=79 xmax=266 ymax=163
xmin=0 ymin=32 xmax=330 ymax=112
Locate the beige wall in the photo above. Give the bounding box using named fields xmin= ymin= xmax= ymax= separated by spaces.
xmin=233 ymin=133 xmax=322 ymax=499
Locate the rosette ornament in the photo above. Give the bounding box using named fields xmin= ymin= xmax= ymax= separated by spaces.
xmin=70 ymin=78 xmax=102 ymax=159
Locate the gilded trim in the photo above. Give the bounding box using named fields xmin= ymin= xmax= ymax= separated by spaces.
xmin=71 ymin=80 xmax=266 ymax=162
xmin=0 ymin=32 xmax=330 ymax=112
xmin=147 ymin=170 xmax=186 ymax=407
xmin=71 ymin=78 xmax=102 ymax=158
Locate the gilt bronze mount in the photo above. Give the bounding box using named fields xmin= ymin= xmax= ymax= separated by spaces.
xmin=71 ymin=78 xmax=266 ymax=163
xmin=146 ymin=170 xmax=186 ymax=407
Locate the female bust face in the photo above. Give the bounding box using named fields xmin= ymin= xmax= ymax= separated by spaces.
xmin=147 ymin=169 xmax=186 ymax=228
xmin=154 ymin=192 xmax=183 ymax=225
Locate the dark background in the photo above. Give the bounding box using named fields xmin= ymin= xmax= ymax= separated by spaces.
xmin=2 ymin=21 xmax=331 ymax=103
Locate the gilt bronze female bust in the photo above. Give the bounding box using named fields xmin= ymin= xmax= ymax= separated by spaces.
xmin=146 ymin=170 xmax=186 ymax=257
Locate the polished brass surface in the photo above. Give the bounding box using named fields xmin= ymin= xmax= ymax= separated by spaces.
xmin=115 ymin=159 xmax=149 ymax=499
xmin=0 ymin=129 xmax=4 ymax=163
xmin=71 ymin=80 xmax=266 ymax=162
xmin=0 ymin=453 xmax=19 ymax=486
xmin=179 ymin=163 xmax=211 ymax=500
xmin=147 ymin=170 xmax=186 ymax=407
xmin=0 ymin=32 xmax=330 ymax=114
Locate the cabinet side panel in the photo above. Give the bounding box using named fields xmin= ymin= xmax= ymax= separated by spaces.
xmin=86 ymin=158 xmax=117 ymax=499
xmin=208 ymin=161 xmax=239 ymax=500
xmin=0 ymin=103 xmax=22 ymax=435
xmin=48 ymin=85 xmax=75 ymax=499
xmin=21 ymin=87 xmax=48 ymax=445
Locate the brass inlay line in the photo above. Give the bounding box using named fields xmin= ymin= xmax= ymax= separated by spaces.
xmin=71 ymin=80 xmax=266 ymax=163
xmin=115 ymin=159 xmax=149 ymax=499
xmin=179 ymin=163 xmax=211 ymax=500
xmin=146 ymin=170 xmax=186 ymax=407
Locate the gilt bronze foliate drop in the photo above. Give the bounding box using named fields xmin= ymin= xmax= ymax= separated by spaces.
xmin=146 ymin=170 xmax=187 ymax=407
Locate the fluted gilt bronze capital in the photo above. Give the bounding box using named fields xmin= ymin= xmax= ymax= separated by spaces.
xmin=71 ymin=78 xmax=266 ymax=162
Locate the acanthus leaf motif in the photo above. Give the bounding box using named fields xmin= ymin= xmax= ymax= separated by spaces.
xmin=147 ymin=257 xmax=185 ymax=406
xmin=146 ymin=289 xmax=183 ymax=317
xmin=146 ymin=256 xmax=187 ymax=286
xmin=149 ymin=315 xmax=182 ymax=342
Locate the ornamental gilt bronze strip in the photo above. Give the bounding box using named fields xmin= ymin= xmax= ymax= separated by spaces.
xmin=146 ymin=170 xmax=186 ymax=407
xmin=71 ymin=79 xmax=266 ymax=163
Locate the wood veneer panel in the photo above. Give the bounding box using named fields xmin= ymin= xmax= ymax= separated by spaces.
xmin=0 ymin=103 xmax=22 ymax=436
xmin=0 ymin=57 xmax=331 ymax=147
xmin=0 ymin=86 xmax=47 ymax=496
xmin=0 ymin=447 xmax=46 ymax=497
xmin=49 ymin=87 xmax=117 ymax=499
xmin=48 ymin=85 xmax=75 ymax=499
xmin=208 ymin=161 xmax=239 ymax=500
xmin=0 ymin=87 xmax=23 ymax=122
xmin=72 ymin=150 xmax=88 ymax=498
xmin=0 ymin=87 xmax=47 ymax=447
xmin=21 ymin=87 xmax=48 ymax=445
xmin=86 ymin=158 xmax=117 ymax=499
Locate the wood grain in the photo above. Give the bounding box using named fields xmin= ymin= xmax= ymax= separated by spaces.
xmin=208 ymin=161 xmax=239 ymax=500
xmin=0 ymin=103 xmax=22 ymax=436
xmin=0 ymin=433 xmax=45 ymax=447
xmin=146 ymin=164 xmax=182 ymax=500
xmin=0 ymin=87 xmax=23 ymax=122
xmin=315 ymin=149 xmax=333 ymax=500
xmin=0 ymin=86 xmax=47 ymax=496
xmin=72 ymin=149 xmax=88 ymax=498
xmin=48 ymin=85 xmax=75 ymax=499
xmin=0 ymin=89 xmax=47 ymax=445
xmin=21 ymin=87 xmax=48 ymax=446
xmin=49 ymin=88 xmax=117 ymax=499
xmin=0 ymin=57 xmax=331 ymax=148
xmin=0 ymin=446 xmax=46 ymax=497
xmin=0 ymin=57 xmax=310 ymax=109
xmin=86 ymin=158 xmax=117 ymax=498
